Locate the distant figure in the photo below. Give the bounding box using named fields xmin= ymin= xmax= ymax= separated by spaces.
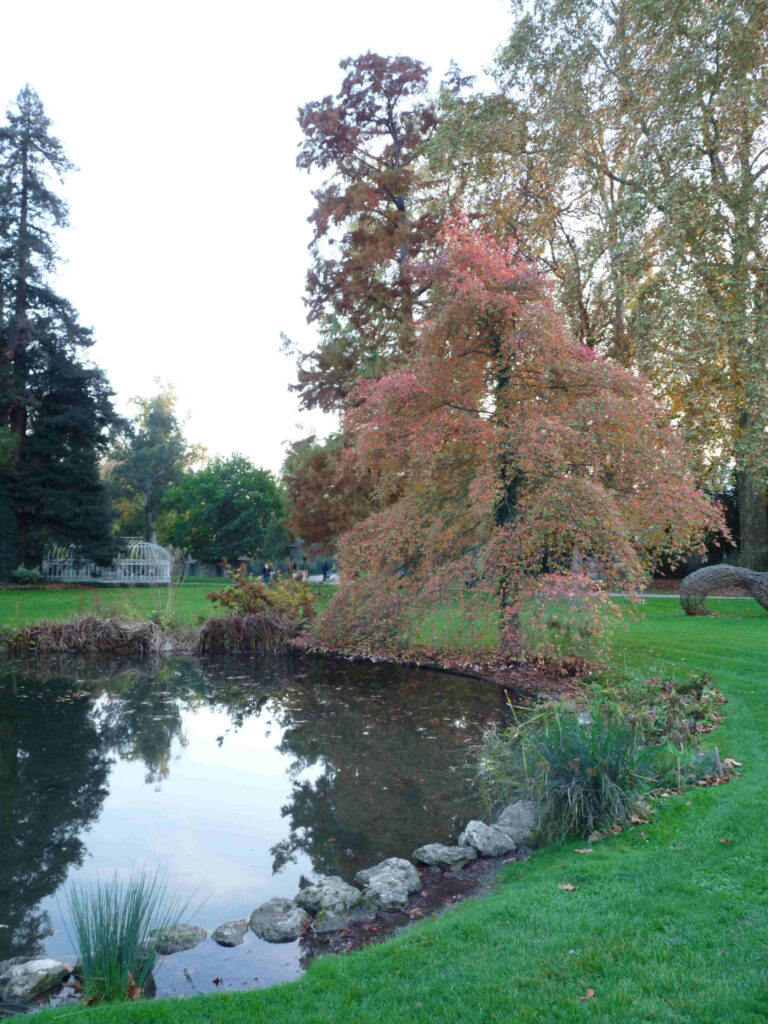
xmin=302 ymin=557 xmax=308 ymax=581
xmin=321 ymin=561 xmax=329 ymax=582
xmin=262 ymin=563 xmax=270 ymax=584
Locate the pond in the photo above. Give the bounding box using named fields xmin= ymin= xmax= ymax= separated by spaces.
xmin=0 ymin=654 xmax=517 ymax=1000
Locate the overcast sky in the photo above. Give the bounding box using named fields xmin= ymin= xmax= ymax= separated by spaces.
xmin=0 ymin=0 xmax=512 ymax=474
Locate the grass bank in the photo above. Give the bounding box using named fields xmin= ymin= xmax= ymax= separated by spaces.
xmin=34 ymin=597 xmax=767 ymax=1023
xmin=0 ymin=582 xmax=338 ymax=630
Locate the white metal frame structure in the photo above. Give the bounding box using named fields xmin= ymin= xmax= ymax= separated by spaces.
xmin=42 ymin=539 xmax=172 ymax=584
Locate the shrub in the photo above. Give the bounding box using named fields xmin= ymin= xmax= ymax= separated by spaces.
xmin=11 ymin=565 xmax=42 ymax=585
xmin=66 ymin=869 xmax=187 ymax=1003
xmin=478 ymin=707 xmax=662 ymax=840
xmin=207 ymin=568 xmax=315 ymax=623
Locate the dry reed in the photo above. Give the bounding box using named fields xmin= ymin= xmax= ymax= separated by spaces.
xmin=7 ymin=616 xmax=168 ymax=655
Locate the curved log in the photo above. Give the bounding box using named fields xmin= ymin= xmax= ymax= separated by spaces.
xmin=679 ymin=564 xmax=768 ymax=615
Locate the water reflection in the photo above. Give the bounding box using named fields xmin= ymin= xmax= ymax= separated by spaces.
xmin=0 ymin=654 xmax=514 ymax=985
xmin=0 ymin=671 xmax=110 ymax=960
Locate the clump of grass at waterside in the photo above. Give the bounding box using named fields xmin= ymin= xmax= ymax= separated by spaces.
xmin=479 ymin=709 xmax=663 ymax=840
xmin=67 ymin=869 xmax=187 ymax=1003
xmin=477 ymin=671 xmax=726 ymax=841
xmin=6 ymin=616 xmax=170 ymax=655
xmin=193 ymin=610 xmax=301 ymax=653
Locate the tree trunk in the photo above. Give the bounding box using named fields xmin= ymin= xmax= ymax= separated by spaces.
xmin=737 ymin=468 xmax=768 ymax=570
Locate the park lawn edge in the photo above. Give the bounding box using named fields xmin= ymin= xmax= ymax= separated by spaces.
xmin=30 ymin=597 xmax=768 ymax=1024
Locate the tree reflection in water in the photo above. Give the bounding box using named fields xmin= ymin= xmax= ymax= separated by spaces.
xmin=0 ymin=654 xmax=514 ymax=962
xmin=0 ymin=668 xmax=110 ymax=960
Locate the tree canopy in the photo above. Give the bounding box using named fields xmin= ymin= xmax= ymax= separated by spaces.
xmin=163 ymin=454 xmax=283 ymax=564
xmin=108 ymin=383 xmax=205 ymax=544
xmin=319 ymin=218 xmax=722 ymax=656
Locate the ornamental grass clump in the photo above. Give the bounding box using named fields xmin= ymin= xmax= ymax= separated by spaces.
xmin=479 ymin=708 xmax=662 ymax=841
xmin=66 ymin=869 xmax=186 ymax=1003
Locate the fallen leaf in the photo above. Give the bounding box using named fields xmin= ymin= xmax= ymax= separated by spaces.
xmin=125 ymin=972 xmax=142 ymax=1001
xmin=573 ymin=848 xmax=593 ymax=854
xmin=723 ymin=758 xmax=742 ymax=768
xmin=579 ymin=988 xmax=596 ymax=1001
xmin=720 ymin=838 xmax=731 ymax=845
xmin=558 ymin=883 xmax=579 ymax=891
xmin=212 ymin=976 xmax=223 ymax=986
xmin=629 ymin=813 xmax=649 ymax=824
xmin=685 ymin=800 xmax=693 ymax=806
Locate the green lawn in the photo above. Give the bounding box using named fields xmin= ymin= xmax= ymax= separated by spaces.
xmin=33 ymin=597 xmax=768 ymax=1023
xmin=0 ymin=584 xmax=225 ymax=627
xmin=0 ymin=581 xmax=338 ymax=629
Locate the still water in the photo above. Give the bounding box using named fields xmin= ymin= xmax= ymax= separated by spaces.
xmin=0 ymin=655 xmax=515 ymax=997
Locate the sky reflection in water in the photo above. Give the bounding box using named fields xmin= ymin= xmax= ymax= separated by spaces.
xmin=0 ymin=655 xmax=514 ymax=995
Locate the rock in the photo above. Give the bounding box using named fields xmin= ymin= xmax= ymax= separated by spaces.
xmin=211 ymin=919 xmax=249 ymax=947
xmin=0 ymin=957 xmax=70 ymax=999
xmin=355 ymin=857 xmax=421 ymax=908
xmin=151 ymin=924 xmax=207 ymax=955
xmin=494 ymin=800 xmax=537 ymax=844
xmin=458 ymin=820 xmax=517 ymax=857
xmin=295 ymin=876 xmax=377 ymax=933
xmin=250 ymin=898 xmax=307 ymax=943
xmin=412 ymin=843 xmax=478 ymax=869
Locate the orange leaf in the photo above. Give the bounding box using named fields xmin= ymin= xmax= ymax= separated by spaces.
xmin=579 ymin=988 xmax=596 ymax=1001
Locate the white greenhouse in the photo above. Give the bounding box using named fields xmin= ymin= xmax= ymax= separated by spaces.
xmin=42 ymin=539 xmax=172 ymax=585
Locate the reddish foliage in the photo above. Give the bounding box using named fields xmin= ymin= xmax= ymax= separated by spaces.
xmin=320 ymin=217 xmax=725 ymax=663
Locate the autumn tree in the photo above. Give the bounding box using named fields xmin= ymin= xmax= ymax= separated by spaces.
xmin=282 ymin=432 xmax=373 ymax=550
xmin=433 ymin=0 xmax=768 ymax=568
xmin=321 ymin=219 xmax=721 ymax=658
xmin=294 ymin=53 xmax=472 ymax=412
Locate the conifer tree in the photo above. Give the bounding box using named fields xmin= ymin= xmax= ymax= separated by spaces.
xmin=0 ymin=86 xmax=117 ymax=569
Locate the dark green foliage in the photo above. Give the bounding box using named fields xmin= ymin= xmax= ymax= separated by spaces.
xmin=0 ymin=86 xmax=117 ymax=570
xmin=164 ymin=454 xmax=282 ymax=564
xmin=17 ymin=349 xmax=116 ymax=565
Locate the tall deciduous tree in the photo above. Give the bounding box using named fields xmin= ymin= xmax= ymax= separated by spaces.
xmin=0 ymin=86 xmax=117 ymax=569
xmin=294 ymin=53 xmax=469 ymax=412
xmin=282 ymin=432 xmax=373 ymax=550
xmin=163 ymin=454 xmax=282 ymax=565
xmin=434 ymin=0 xmax=768 ymax=567
xmin=108 ymin=384 xmax=205 ymax=544
xmin=330 ymin=219 xmax=721 ymax=653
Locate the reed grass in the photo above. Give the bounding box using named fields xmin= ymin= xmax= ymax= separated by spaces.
xmin=66 ymin=869 xmax=186 ymax=1003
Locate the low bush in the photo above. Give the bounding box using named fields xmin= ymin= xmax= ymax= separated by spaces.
xmin=10 ymin=565 xmax=42 ymax=585
xmin=66 ymin=869 xmax=186 ymax=1003
xmin=207 ymin=569 xmax=315 ymax=623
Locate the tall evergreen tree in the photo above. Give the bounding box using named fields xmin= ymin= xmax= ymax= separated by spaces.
xmin=0 ymin=86 xmax=117 ymax=570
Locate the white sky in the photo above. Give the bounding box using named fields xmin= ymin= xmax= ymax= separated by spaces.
xmin=0 ymin=0 xmax=512 ymax=475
